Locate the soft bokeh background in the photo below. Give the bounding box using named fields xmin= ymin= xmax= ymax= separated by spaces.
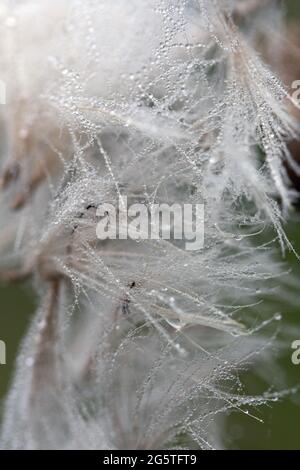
xmin=0 ymin=0 xmax=300 ymax=450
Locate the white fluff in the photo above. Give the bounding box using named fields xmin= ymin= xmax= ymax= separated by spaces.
xmin=0 ymin=0 xmax=298 ymax=450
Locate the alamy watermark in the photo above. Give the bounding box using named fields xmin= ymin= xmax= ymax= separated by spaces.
xmin=292 ymin=80 xmax=300 ymax=103
xmin=0 ymin=339 xmax=6 ymax=365
xmin=291 ymin=340 xmax=300 ymax=366
xmin=96 ymin=197 xmax=205 ymax=251
xmin=0 ymin=79 xmax=6 ymax=105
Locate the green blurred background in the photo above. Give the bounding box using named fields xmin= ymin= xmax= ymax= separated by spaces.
xmin=0 ymin=0 xmax=300 ymax=450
